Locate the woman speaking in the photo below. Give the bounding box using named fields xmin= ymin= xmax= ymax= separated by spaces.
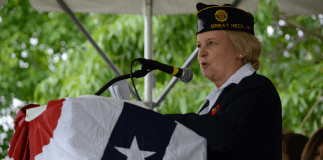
xmin=164 ymin=3 xmax=282 ymax=160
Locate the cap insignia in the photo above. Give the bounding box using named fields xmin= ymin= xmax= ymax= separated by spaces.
xmin=197 ymin=18 xmax=205 ymax=32
xmin=215 ymin=10 xmax=228 ymax=22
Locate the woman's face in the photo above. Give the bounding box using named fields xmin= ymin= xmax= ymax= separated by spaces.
xmin=314 ymin=142 xmax=323 ymax=160
xmin=197 ymin=30 xmax=243 ymax=87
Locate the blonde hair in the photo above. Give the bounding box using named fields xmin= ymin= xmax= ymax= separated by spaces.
xmin=224 ymin=30 xmax=262 ymax=70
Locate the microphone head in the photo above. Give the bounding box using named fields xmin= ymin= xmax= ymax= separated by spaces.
xmin=180 ymin=68 xmax=193 ymax=83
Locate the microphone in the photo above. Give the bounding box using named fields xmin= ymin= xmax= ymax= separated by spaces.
xmin=136 ymin=58 xmax=193 ymax=83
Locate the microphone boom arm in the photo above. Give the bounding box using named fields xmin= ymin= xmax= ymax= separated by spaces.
xmin=95 ymin=69 xmax=150 ymax=96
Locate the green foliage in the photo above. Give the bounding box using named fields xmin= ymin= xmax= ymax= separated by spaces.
xmin=255 ymin=1 xmax=323 ymax=136
xmin=1 ymin=0 xmax=323 ymax=158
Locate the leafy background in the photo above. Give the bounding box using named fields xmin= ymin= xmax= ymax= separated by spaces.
xmin=1 ymin=0 xmax=323 ymax=158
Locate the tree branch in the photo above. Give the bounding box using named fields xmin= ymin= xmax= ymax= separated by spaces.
xmin=300 ymin=96 xmax=323 ymax=129
xmin=265 ymin=35 xmax=307 ymax=58
xmin=272 ymin=12 xmax=323 ymax=41
xmin=29 ymin=53 xmax=40 ymax=68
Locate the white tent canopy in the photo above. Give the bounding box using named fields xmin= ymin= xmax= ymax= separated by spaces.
xmin=29 ymin=0 xmax=323 ymax=16
xmin=277 ymin=0 xmax=323 ymax=16
xmin=30 ymin=0 xmax=259 ymax=14
xmin=0 ymin=0 xmax=7 ymax=7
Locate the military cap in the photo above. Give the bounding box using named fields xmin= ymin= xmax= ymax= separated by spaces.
xmin=196 ymin=3 xmax=255 ymax=35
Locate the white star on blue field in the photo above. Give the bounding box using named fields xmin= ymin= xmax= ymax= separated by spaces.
xmin=115 ymin=136 xmax=156 ymax=160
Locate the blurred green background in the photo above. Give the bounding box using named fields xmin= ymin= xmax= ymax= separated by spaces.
xmin=1 ymin=0 xmax=323 ymax=158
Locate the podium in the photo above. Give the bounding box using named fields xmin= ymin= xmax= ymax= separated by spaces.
xmin=8 ymin=95 xmax=206 ymax=160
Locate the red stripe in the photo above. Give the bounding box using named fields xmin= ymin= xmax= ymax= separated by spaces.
xmin=8 ymin=98 xmax=65 ymax=160
xmin=8 ymin=104 xmax=39 ymax=160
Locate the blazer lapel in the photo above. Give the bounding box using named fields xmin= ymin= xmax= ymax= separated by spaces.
xmin=207 ymin=83 xmax=237 ymax=115
xmin=198 ymin=100 xmax=209 ymax=115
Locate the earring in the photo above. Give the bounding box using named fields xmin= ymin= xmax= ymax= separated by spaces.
xmin=240 ymin=55 xmax=242 ymax=57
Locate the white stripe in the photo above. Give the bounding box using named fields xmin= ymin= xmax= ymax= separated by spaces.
xmin=25 ymin=105 xmax=47 ymax=122
xmin=35 ymin=96 xmax=125 ymax=160
xmin=163 ymin=122 xmax=207 ymax=160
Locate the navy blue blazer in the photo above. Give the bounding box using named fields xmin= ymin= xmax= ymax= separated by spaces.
xmin=164 ymin=72 xmax=282 ymax=160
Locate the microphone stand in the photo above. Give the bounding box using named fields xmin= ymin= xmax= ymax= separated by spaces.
xmin=95 ymin=66 xmax=152 ymax=96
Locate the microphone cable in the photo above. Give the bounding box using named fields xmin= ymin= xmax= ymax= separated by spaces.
xmin=130 ymin=59 xmax=142 ymax=101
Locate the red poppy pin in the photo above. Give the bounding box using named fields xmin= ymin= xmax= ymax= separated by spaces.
xmin=211 ymin=104 xmax=221 ymax=116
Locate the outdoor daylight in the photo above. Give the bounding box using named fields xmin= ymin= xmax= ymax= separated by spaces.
xmin=1 ymin=0 xmax=323 ymax=160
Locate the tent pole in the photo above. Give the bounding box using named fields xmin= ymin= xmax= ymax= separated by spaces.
xmin=56 ymin=0 xmax=139 ymax=100
xmin=144 ymin=0 xmax=154 ymax=109
xmin=155 ymin=48 xmax=199 ymax=107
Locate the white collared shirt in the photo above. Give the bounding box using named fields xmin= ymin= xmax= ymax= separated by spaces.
xmin=199 ymin=63 xmax=256 ymax=115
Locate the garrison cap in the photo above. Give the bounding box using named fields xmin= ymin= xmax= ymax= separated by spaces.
xmin=196 ymin=3 xmax=255 ymax=35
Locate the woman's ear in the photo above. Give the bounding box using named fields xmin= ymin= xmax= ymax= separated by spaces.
xmin=236 ymin=53 xmax=244 ymax=59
